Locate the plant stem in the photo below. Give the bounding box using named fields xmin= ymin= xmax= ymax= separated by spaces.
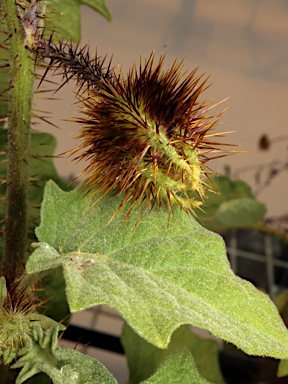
xmin=1 ymin=0 xmax=35 ymax=288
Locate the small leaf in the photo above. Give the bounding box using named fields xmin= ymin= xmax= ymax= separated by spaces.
xmin=216 ymin=198 xmax=266 ymax=227
xmin=278 ymin=359 xmax=288 ymax=378
xmin=140 ymin=348 xmax=211 ymax=384
xmin=25 ymin=313 xmax=66 ymax=333
xmin=45 ymin=0 xmax=111 ymax=42
xmin=196 ymin=175 xmax=266 ymax=230
xmin=27 ymin=181 xmax=288 ymax=358
xmin=81 ymin=0 xmax=112 ymax=21
xmin=45 ymin=0 xmax=81 ymax=42
xmin=55 ymin=349 xmax=117 ymax=384
xmin=121 ymin=324 xmax=224 ymax=384
xmin=275 ymin=291 xmax=288 ymax=325
xmin=13 ymin=325 xmax=117 ymax=384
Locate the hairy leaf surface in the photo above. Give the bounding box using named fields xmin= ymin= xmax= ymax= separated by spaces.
xmin=27 ymin=181 xmax=288 ymax=357
xmin=121 ymin=324 xmax=224 ymax=384
xmin=140 ymin=348 xmax=211 ymax=384
xmin=13 ymin=325 xmax=116 ymax=384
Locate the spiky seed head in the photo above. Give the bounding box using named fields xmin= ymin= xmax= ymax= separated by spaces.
xmin=0 ymin=276 xmax=43 ymax=364
xmin=69 ymin=53 xmax=232 ymax=217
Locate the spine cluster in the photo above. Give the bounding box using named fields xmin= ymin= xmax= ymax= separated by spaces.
xmin=33 ymin=35 xmax=232 ymax=218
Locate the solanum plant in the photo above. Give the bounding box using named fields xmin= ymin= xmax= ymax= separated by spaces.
xmin=1 ymin=1 xmax=288 ymax=383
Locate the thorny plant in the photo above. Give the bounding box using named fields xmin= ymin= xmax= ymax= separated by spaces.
xmin=1 ymin=1 xmax=288 ymax=384
xmin=34 ymin=37 xmax=233 ymax=220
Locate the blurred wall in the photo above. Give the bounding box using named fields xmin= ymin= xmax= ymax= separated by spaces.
xmin=36 ymin=0 xmax=288 ymax=217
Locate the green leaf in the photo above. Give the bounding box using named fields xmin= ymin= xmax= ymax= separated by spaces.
xmin=13 ymin=325 xmax=117 ymax=384
xmin=27 ymin=181 xmax=288 ymax=358
xmin=45 ymin=0 xmax=81 ymax=42
xmin=215 ymin=198 xmax=266 ymax=227
xmin=54 ymin=349 xmax=117 ymax=384
xmin=196 ymin=175 xmax=266 ymax=231
xmin=121 ymin=324 xmax=224 ymax=384
xmin=25 ymin=313 xmax=66 ymax=333
xmin=275 ymin=291 xmax=288 ymax=325
xmin=81 ymin=0 xmax=112 ymax=21
xmin=140 ymin=348 xmax=211 ymax=384
xmin=45 ymin=0 xmax=111 ymax=42
xmin=278 ymin=359 xmax=288 ymax=378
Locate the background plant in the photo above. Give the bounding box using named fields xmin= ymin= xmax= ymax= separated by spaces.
xmin=1 ymin=1 xmax=288 ymax=384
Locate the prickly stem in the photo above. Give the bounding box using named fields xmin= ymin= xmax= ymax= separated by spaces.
xmin=1 ymin=0 xmax=35 ymax=291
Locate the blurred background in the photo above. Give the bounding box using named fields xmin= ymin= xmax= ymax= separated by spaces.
xmin=34 ymin=1 xmax=288 ymax=382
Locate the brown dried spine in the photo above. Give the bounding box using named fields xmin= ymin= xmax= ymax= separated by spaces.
xmin=34 ymin=38 xmax=233 ymax=217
